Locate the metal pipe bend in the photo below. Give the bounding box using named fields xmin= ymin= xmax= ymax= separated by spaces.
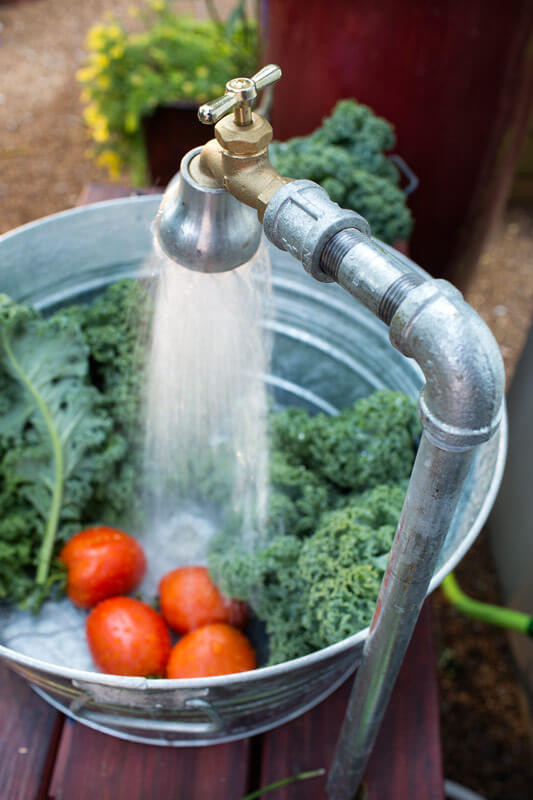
xmin=389 ymin=279 xmax=505 ymax=451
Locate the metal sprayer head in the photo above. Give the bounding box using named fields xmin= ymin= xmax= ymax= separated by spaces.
xmin=154 ymin=65 xmax=284 ymax=273
xmin=154 ymin=147 xmax=262 ymax=273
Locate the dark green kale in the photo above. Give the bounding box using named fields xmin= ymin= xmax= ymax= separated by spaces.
xmin=0 ymin=280 xmax=150 ymax=609
xmin=270 ymin=389 xmax=420 ymax=491
xmin=267 ymin=451 xmax=331 ymax=538
xmin=65 ymin=279 xmax=152 ymax=529
xmin=208 ymin=395 xmax=418 ymax=664
xmin=307 ymin=389 xmax=420 ymax=490
xmin=269 ymin=99 xmax=413 ymax=244
xmin=0 ymin=296 xmax=116 ymax=608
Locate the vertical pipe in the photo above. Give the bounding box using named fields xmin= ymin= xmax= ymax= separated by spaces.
xmin=327 ymin=434 xmax=475 ymax=799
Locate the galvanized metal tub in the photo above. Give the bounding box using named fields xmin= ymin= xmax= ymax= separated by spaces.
xmin=0 ymin=197 xmax=507 ymax=745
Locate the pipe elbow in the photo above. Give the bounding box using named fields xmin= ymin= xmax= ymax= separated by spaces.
xmin=389 ymin=280 xmax=505 ymax=451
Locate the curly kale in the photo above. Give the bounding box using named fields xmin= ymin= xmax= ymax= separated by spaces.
xmin=64 ymin=280 xmax=152 ymax=528
xmin=208 ymin=396 xmax=419 ymax=664
xmin=267 ymin=451 xmax=331 ymax=538
xmin=308 ymin=390 xmax=420 ymax=490
xmin=0 ymin=280 xmax=150 ymax=609
xmin=209 ymin=484 xmax=407 ymax=664
xmin=269 ymin=99 xmax=413 ymax=244
xmin=270 ymin=389 xmax=420 ymax=491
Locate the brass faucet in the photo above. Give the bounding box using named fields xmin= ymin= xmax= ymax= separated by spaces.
xmin=192 ymin=65 xmax=291 ymax=221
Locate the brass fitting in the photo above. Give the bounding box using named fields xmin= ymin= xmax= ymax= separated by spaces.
xmin=193 ymin=65 xmax=292 ymax=221
xmin=195 ymin=113 xmax=290 ymax=221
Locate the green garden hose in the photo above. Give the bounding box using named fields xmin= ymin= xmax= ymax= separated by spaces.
xmin=441 ymin=572 xmax=533 ymax=636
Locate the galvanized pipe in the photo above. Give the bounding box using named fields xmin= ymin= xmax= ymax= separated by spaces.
xmin=326 ymin=435 xmax=475 ymax=799
xmin=263 ymin=180 xmax=505 ymax=799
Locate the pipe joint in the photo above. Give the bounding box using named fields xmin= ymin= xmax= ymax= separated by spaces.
xmin=389 ymin=280 xmax=505 ymax=451
xmin=263 ymin=180 xmax=370 ymax=282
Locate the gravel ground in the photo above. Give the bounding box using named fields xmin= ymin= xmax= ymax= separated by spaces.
xmin=1 ymin=2 xmax=532 ymax=798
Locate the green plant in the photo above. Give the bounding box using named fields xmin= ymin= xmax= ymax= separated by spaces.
xmin=0 ymin=282 xmax=149 ymax=611
xmin=77 ymin=1 xmax=258 ymax=184
xmin=269 ymin=99 xmax=414 ymax=244
xmin=208 ymin=390 xmax=420 ymax=664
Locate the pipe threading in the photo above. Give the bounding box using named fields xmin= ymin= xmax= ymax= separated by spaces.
xmin=378 ymin=273 xmax=424 ymax=325
xmin=320 ymin=228 xmax=361 ymax=280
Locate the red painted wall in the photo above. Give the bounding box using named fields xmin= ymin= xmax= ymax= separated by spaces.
xmin=263 ymin=0 xmax=533 ymax=277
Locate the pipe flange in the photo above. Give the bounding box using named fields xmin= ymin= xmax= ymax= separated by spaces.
xmin=263 ymin=180 xmax=370 ymax=282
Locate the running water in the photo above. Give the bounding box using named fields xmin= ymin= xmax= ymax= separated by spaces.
xmin=142 ymin=239 xmax=271 ymax=583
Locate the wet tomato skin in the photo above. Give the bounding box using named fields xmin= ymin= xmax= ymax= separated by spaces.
xmin=158 ymin=566 xmax=248 ymax=634
xmin=59 ymin=526 xmax=146 ymax=608
xmin=166 ymin=623 xmax=257 ymax=678
xmin=86 ymin=597 xmax=172 ymax=677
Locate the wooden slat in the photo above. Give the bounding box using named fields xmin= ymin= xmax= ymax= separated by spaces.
xmin=258 ymin=601 xmax=444 ymax=799
xmin=48 ymin=721 xmax=251 ymax=800
xmin=0 ymin=660 xmax=63 ymax=800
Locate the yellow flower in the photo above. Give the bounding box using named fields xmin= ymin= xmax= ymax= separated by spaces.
xmin=96 ymin=149 xmax=122 ymax=179
xmin=106 ymin=24 xmax=123 ymax=41
xmin=110 ymin=44 xmax=124 ymax=59
xmin=128 ymin=6 xmax=140 ymax=18
xmin=93 ymin=53 xmax=110 ymax=69
xmin=86 ymin=25 xmax=107 ymax=51
xmin=93 ymin=127 xmax=110 ymax=143
xmin=76 ymin=65 xmax=99 ymax=83
xmin=149 ymin=0 xmax=166 ymax=11
xmin=98 ymin=75 xmax=110 ymax=89
xmin=195 ymin=66 xmax=208 ymax=79
xmin=124 ymin=111 xmax=138 ymax=133
xmin=83 ymin=103 xmax=102 ymax=125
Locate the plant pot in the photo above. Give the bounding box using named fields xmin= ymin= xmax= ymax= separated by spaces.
xmin=142 ymin=102 xmax=213 ymax=187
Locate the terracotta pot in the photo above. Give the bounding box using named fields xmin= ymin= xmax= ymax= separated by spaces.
xmin=142 ymin=102 xmax=213 ymax=186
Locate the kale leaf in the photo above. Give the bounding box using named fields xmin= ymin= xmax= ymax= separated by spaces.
xmin=269 ymin=99 xmax=413 ymax=244
xmin=0 ymin=295 xmax=113 ymax=606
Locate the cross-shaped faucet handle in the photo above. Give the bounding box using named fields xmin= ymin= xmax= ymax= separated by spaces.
xmin=198 ymin=64 xmax=282 ymax=127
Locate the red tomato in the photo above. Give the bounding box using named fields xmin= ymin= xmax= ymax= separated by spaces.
xmin=86 ymin=597 xmax=171 ymax=677
xmin=59 ymin=526 xmax=146 ymax=608
xmin=158 ymin=566 xmax=248 ymax=634
xmin=166 ymin=623 xmax=257 ymax=678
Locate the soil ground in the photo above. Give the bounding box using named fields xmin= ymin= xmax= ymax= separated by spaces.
xmin=1 ymin=2 xmax=532 ymax=798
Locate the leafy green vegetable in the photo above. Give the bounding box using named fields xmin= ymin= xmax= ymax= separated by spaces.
xmin=0 ymin=281 xmax=150 ymax=609
xmin=208 ymin=392 xmax=420 ymax=664
xmin=63 ymin=279 xmax=152 ymax=529
xmin=0 ymin=296 xmax=113 ymax=605
xmin=269 ymin=99 xmax=413 ymax=244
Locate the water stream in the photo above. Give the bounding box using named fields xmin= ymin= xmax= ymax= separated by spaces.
xmin=140 ymin=239 xmax=272 ymax=593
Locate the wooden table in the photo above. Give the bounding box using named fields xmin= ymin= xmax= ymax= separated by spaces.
xmin=0 ymin=603 xmax=443 ymax=800
xmin=0 ymin=185 xmax=445 ymax=800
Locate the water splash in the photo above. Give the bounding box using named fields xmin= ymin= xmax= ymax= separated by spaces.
xmin=143 ymin=239 xmax=272 ymax=569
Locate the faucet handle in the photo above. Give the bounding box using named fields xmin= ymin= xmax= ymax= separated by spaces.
xmin=198 ymin=64 xmax=282 ymax=127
